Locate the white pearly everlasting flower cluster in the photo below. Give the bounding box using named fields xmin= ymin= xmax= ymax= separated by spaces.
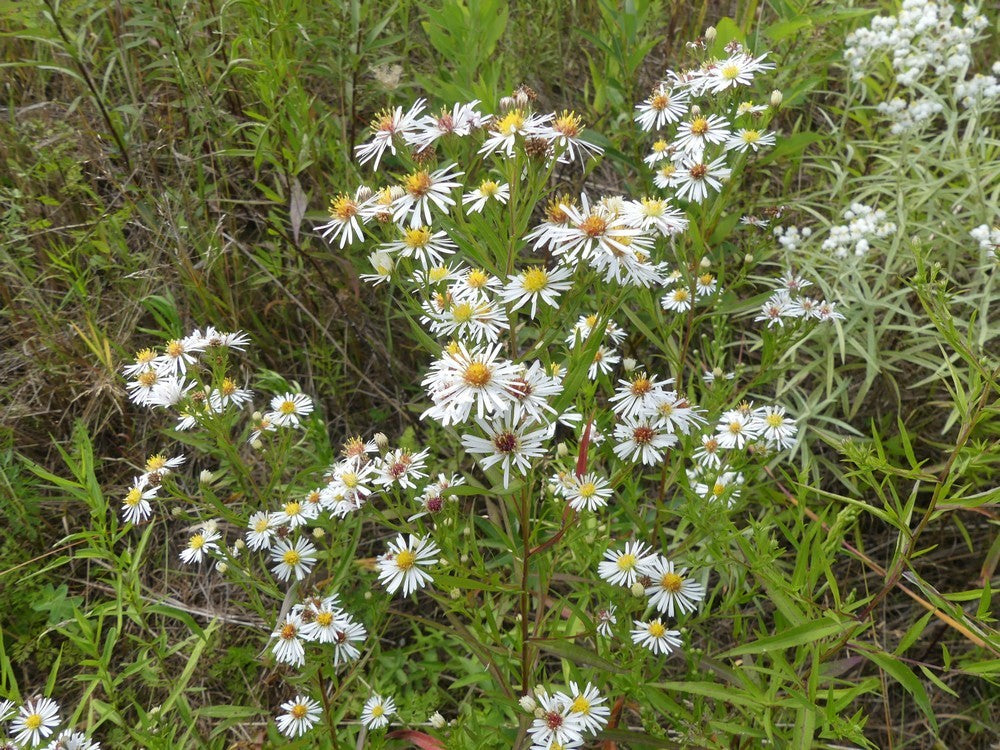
xmin=844 ymin=0 xmax=996 ymax=132
xmin=970 ymin=223 xmax=1000 ymax=262
xmin=821 ymin=203 xmax=897 ymax=258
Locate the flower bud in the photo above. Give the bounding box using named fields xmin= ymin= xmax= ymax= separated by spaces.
xmin=699 ymin=256 xmax=712 ymax=269
xmin=519 ymin=695 xmax=537 ymax=713
xmin=429 ymin=712 xmax=446 ymax=729
xmin=690 ymin=104 xmax=701 ymax=116
xmin=312 ymin=528 xmax=325 ymax=539
xmin=250 ymin=438 xmax=264 ymax=451
xmin=216 ymin=562 xmax=228 ymax=574
xmin=374 ymin=432 xmax=390 ymax=452
xmin=460 ymin=554 xmax=469 ymax=563
xmin=556 ymin=442 xmax=569 ymax=458
xmin=743 ymin=253 xmax=754 ymax=264
xmin=450 ymin=587 xmax=461 ymax=600
xmin=704 ymin=26 xmax=717 ymax=42
xmin=251 ymin=411 xmax=262 ymax=421
xmin=199 ymin=469 xmax=214 ymax=484
xmin=364 ymin=591 xmax=372 ymax=600
xmin=355 ymin=185 xmax=374 ymax=202
xmin=622 ymin=357 xmax=637 ymax=372
xmin=770 ymin=89 xmax=783 ymax=108
xmin=630 ymin=581 xmax=645 ymax=597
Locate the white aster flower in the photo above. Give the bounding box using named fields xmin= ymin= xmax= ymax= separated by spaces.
xmin=613 ymin=415 xmax=678 ymax=465
xmin=269 ymin=537 xmax=318 ymax=582
xmin=635 ymin=83 xmax=690 ymax=131
xmin=271 ymin=612 xmax=306 ymax=667
xmin=528 ymin=691 xmax=586 ymax=750
xmin=275 ymin=694 xmax=322 ymax=738
xmin=245 ymin=511 xmax=279 ymax=551
xmin=461 ymin=410 xmax=548 ymax=488
xmin=462 ymin=179 xmax=510 ymax=213
xmin=598 ymin=540 xmax=656 ymax=587
xmin=596 ymin=604 xmax=617 ymax=637
xmin=715 ymin=408 xmax=762 ymax=450
xmin=421 ymin=342 xmax=520 ymax=426
xmin=10 ymin=697 xmax=61 ymax=747
xmin=560 ymin=472 xmax=613 ymax=512
xmin=268 ymin=392 xmax=314 ymax=428
xmin=555 ymin=681 xmax=610 ymax=736
xmin=608 ymin=371 xmax=669 ymax=419
xmin=631 ymin=618 xmax=683 ymax=655
xmin=317 ymin=191 xmax=374 ymax=248
xmin=500 ymin=265 xmax=573 ymax=318
xmin=391 ymin=163 xmax=464 ymax=228
xmin=361 ymin=693 xmax=396 ymax=730
xmin=641 ymin=555 xmax=707 ymax=617
xmin=374 ymin=448 xmax=430 ymax=490
xmin=673 ymin=156 xmax=732 ymax=203
xmin=153 ymin=334 xmax=205 ymax=376
xmin=178 ymin=525 xmax=221 ymax=564
xmin=121 ymin=478 xmax=157 ymax=524
xmin=725 ymin=128 xmax=776 ymax=153
xmin=377 ymin=534 xmax=440 ymax=596
xmin=752 ymin=404 xmax=798 ymax=449
xmin=383 ymin=225 xmax=457 ymax=269
xmin=355 ymin=98 xmax=426 ymax=170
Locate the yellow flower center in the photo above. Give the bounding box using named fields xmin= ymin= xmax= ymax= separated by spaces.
xmin=741 ymin=129 xmax=761 ymax=143
xmin=125 ymin=487 xmax=142 ymax=506
xmin=371 ymin=704 xmax=385 ymax=717
xmin=616 ymin=553 xmax=636 ymax=570
xmin=578 ymin=482 xmax=596 ymax=498
xmin=479 ymin=179 xmax=499 ymax=196
xmin=279 ymin=400 xmax=297 ymax=415
xmin=579 ymin=214 xmax=608 ymax=237
xmin=145 ymin=454 xmax=167 ymax=471
xmin=134 ymin=348 xmax=156 ymax=364
xmin=451 ymin=302 xmax=474 ymax=323
xmin=661 ymin=572 xmax=683 ymax=593
xmin=330 ymin=194 xmax=358 ymax=219
xmin=396 ymin=549 xmax=416 ymax=570
xmin=138 ymin=370 xmax=158 ymax=387
xmin=403 ymin=226 xmax=431 ymax=249
xmin=630 ymin=377 xmax=652 ymax=396
xmin=648 ymin=620 xmax=666 ymax=637
xmin=713 ymin=482 xmax=726 ymax=496
xmin=650 ymin=92 xmax=670 ymax=111
xmin=189 ymin=534 xmax=205 ymax=550
xmin=221 ymin=377 xmax=237 ymax=396
xmin=283 ymin=549 xmax=301 ymax=566
xmin=24 ymin=713 xmax=42 ymax=730
xmin=284 ymin=502 xmax=302 ymax=517
xmin=463 ymin=362 xmax=491 ymax=387
xmin=467 ymin=269 xmax=489 ymax=288
xmin=658 ymin=164 xmax=676 ymax=179
xmin=699 ymin=273 xmax=714 ymax=285
xmin=342 ymin=472 xmax=359 ymax=488
xmin=553 ymin=110 xmax=582 ymax=136
xmin=291 ymin=703 xmax=308 ymax=719
xmin=545 ymin=197 xmax=572 ymax=224
xmin=690 ymin=117 xmax=709 ymax=135
xmin=721 ymin=63 xmax=741 ymax=80
xmin=641 ymin=197 xmax=664 ymax=216
xmin=585 ymin=314 xmax=598 ymax=327
xmin=428 ymin=266 xmax=449 ymax=282
xmin=166 ymin=340 xmax=184 ymax=357
xmin=404 ymin=170 xmax=432 ymax=197
xmin=254 ymin=518 xmax=270 ymax=533
xmin=728 ymin=421 xmax=743 ymax=434
xmin=316 ymin=611 xmax=334 ymax=627
xmin=651 ymin=139 xmax=669 ymax=153
xmin=766 ymin=413 xmax=784 ymax=428
xmin=496 ymin=109 xmax=525 ymax=135
xmin=521 ymin=268 xmax=549 ymax=293
xmin=280 ymin=623 xmax=297 ymax=640
xmin=570 ymin=695 xmax=591 ymax=714
xmin=673 ymin=288 xmax=689 ymax=302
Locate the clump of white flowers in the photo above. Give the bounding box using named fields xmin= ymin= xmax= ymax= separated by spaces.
xmin=970 ymin=223 xmax=1000 ymax=262
xmin=844 ymin=0 xmax=996 ymax=133
xmin=821 ymin=203 xmax=897 ymax=258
